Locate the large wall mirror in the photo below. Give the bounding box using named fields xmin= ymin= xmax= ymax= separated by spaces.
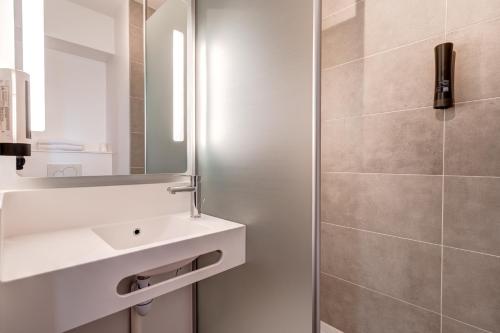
xmin=16 ymin=0 xmax=194 ymax=178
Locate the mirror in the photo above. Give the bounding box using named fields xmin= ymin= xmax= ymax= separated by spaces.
xmin=17 ymin=0 xmax=193 ymax=178
xmin=146 ymin=0 xmax=189 ymax=174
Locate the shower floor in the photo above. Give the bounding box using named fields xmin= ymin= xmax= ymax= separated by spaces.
xmin=321 ymin=321 xmax=343 ymax=333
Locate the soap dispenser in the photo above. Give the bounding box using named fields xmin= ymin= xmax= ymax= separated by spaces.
xmin=434 ymin=42 xmax=455 ymax=109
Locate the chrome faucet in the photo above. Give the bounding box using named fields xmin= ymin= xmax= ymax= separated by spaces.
xmin=167 ymin=175 xmax=201 ymax=218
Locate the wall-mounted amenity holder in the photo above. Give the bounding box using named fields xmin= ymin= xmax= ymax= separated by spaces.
xmin=0 ymin=68 xmax=31 ymax=168
xmin=434 ymin=42 xmax=455 ymax=109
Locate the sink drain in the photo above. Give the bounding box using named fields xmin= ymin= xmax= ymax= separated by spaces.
xmin=133 ymin=228 xmax=141 ymax=236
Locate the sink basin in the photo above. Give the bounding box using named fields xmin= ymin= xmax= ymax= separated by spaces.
xmin=0 ymin=185 xmax=246 ymax=333
xmin=0 ymin=212 xmax=245 ymax=332
xmin=93 ymin=216 xmax=212 ymax=250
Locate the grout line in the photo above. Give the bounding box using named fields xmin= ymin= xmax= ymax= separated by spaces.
xmin=322 ymin=34 xmax=444 ymax=72
xmin=130 ymin=21 xmax=143 ymax=29
xmin=323 ymin=221 xmax=500 ymax=259
xmin=321 ymin=222 xmax=442 ymax=247
xmin=444 ymin=0 xmax=448 ymax=41
xmin=442 ymin=315 xmax=493 ymax=333
xmin=446 ymin=15 xmax=500 ymax=36
xmin=322 ymin=0 xmax=364 ymax=21
xmin=323 ymin=95 xmax=500 ymax=123
xmin=444 ymin=174 xmax=500 ymax=179
xmin=321 ymin=222 xmax=500 ymax=259
xmin=321 ymin=172 xmax=500 ymax=180
xmin=130 ymin=25 xmax=143 ymax=31
xmin=444 ymin=245 xmax=500 ymax=259
xmin=454 ymin=96 xmax=500 ymax=105
xmin=440 ymin=90 xmax=447 ymax=333
xmin=130 ymin=60 xmax=145 ymax=66
xmin=321 ymin=272 xmax=442 ymax=316
xmin=322 ymin=171 xmax=442 ymax=177
xmin=324 ymin=105 xmax=435 ymax=122
xmin=440 ymin=0 xmax=447 ymax=316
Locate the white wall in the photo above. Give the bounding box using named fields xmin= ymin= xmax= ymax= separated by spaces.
xmin=35 ymin=48 xmax=107 ymax=144
xmin=29 ymin=47 xmax=112 ymax=177
xmin=44 ymin=0 xmax=115 ymax=54
xmin=20 ymin=151 xmax=113 ymax=177
xmin=107 ymin=0 xmax=130 ymax=175
xmin=30 ymin=0 xmax=131 ymax=176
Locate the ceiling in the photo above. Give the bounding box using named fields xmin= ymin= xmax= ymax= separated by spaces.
xmin=133 ymin=0 xmax=166 ymax=10
xmin=67 ymin=0 xmax=127 ymax=17
xmin=66 ymin=0 xmax=185 ymax=17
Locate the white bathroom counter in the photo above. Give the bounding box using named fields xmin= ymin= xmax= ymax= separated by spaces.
xmin=1 ymin=213 xmax=244 ymax=282
xmin=0 ymin=184 xmax=246 ymax=332
xmin=0 ymin=212 xmax=245 ymax=332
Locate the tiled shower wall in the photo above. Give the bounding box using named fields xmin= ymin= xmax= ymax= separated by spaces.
xmin=320 ymin=1 xmax=500 ymax=332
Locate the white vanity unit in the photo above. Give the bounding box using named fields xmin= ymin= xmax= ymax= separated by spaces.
xmin=0 ymin=183 xmax=246 ymax=333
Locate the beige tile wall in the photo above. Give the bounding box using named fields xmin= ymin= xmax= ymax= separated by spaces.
xmin=129 ymin=0 xmax=145 ymax=174
xmin=321 ymin=1 xmax=500 ymax=332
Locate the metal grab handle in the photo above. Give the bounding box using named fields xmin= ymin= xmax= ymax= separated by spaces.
xmin=167 ymin=186 xmax=196 ymax=194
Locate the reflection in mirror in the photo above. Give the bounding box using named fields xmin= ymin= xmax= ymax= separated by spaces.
xmin=146 ymin=0 xmax=188 ymax=174
xmin=17 ymin=0 xmax=191 ymax=178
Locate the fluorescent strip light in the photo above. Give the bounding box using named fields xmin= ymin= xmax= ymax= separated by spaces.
xmin=172 ymin=29 xmax=184 ymax=142
xmin=0 ymin=0 xmax=15 ymax=68
xmin=198 ymin=42 xmax=207 ymax=147
xmin=22 ymin=0 xmax=45 ymax=131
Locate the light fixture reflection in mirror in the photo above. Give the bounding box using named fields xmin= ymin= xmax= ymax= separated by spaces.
xmin=172 ymin=29 xmax=184 ymax=142
xmin=198 ymin=41 xmax=208 ymax=148
xmin=0 ymin=0 xmax=15 ymax=67
xmin=22 ymin=0 xmax=45 ymax=132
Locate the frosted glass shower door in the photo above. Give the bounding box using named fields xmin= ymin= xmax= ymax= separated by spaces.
xmin=196 ymin=0 xmax=320 ymax=332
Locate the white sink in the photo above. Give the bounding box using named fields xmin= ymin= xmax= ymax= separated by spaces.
xmin=93 ymin=215 xmax=212 ymax=250
xmin=0 ymin=184 xmax=246 ymax=333
xmin=0 ymin=212 xmax=244 ymax=284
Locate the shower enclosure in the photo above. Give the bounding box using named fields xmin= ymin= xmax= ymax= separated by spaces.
xmin=320 ymin=1 xmax=500 ymax=332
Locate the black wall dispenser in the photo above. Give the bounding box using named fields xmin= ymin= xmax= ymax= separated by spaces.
xmin=434 ymin=42 xmax=455 ymax=109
